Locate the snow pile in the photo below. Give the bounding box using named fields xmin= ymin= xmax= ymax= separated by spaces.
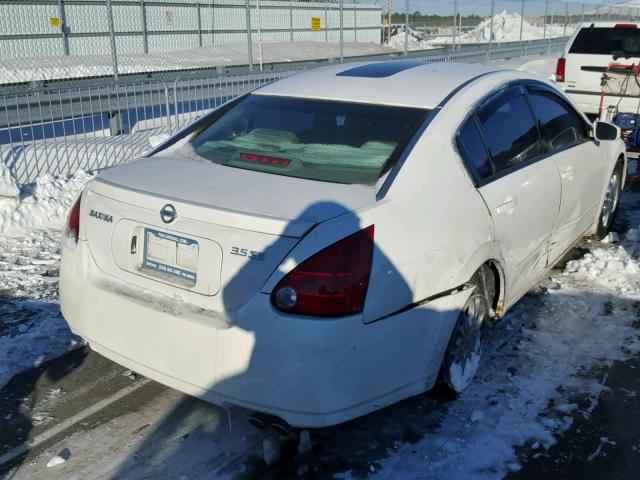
xmin=0 ymin=162 xmax=20 ymax=198
xmin=564 ymin=245 xmax=640 ymax=294
xmin=463 ymin=11 xmax=565 ymax=43
xmin=0 ymin=169 xmax=93 ymax=236
xmin=0 ymin=170 xmax=92 ymax=389
xmin=386 ymin=32 xmax=436 ymax=51
xmin=387 ymin=11 xmax=570 ymax=52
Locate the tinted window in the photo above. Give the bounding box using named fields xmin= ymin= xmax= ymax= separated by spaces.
xmin=458 ymin=118 xmax=493 ymax=179
xmin=188 ymin=95 xmax=428 ymax=185
xmin=528 ymin=91 xmax=588 ymax=150
xmin=477 ymin=93 xmax=544 ymax=173
xmin=569 ymin=26 xmax=640 ymax=56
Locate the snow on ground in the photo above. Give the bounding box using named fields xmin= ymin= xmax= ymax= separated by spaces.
xmin=375 ymin=193 xmax=640 ymax=479
xmin=0 ymin=168 xmax=92 ymax=389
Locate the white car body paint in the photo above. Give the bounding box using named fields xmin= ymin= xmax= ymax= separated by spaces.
xmin=60 ymin=62 xmax=625 ymax=427
xmin=557 ymin=21 xmax=640 ymax=115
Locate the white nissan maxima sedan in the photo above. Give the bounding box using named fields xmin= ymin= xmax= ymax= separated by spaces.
xmin=60 ymin=62 xmax=625 ymax=428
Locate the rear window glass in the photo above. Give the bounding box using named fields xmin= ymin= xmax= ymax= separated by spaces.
xmin=187 ymin=95 xmax=429 ymax=185
xmin=569 ymin=26 xmax=640 ymax=56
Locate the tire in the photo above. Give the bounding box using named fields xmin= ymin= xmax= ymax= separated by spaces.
xmin=441 ymin=289 xmax=489 ymax=394
xmin=595 ymin=163 xmax=623 ymax=240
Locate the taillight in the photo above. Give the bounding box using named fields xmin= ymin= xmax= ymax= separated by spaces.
xmin=555 ymin=58 xmax=566 ymax=83
xmin=272 ymin=225 xmax=374 ymax=317
xmin=615 ymin=24 xmax=637 ymax=29
xmin=64 ymin=194 xmax=82 ymax=244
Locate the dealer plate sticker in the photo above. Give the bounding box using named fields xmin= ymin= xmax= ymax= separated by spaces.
xmin=143 ymin=228 xmax=199 ymax=283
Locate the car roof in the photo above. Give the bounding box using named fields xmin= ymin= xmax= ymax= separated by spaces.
xmin=254 ymin=61 xmax=505 ymax=110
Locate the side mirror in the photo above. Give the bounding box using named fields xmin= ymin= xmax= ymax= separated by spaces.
xmin=593 ymin=120 xmax=620 ymax=141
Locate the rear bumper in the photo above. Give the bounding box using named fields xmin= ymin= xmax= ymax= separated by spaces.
xmin=60 ymin=240 xmax=469 ymax=428
xmin=565 ymin=89 xmax=640 ymax=116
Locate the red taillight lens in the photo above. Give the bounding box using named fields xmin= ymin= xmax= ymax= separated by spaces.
xmin=555 ymin=58 xmax=566 ymax=83
xmin=65 ymin=195 xmax=82 ymax=243
xmin=615 ymin=24 xmax=637 ymax=29
xmin=272 ymin=225 xmax=374 ymax=317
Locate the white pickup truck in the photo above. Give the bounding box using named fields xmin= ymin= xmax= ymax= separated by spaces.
xmin=556 ymin=22 xmax=640 ymax=118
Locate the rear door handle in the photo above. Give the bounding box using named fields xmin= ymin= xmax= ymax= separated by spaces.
xmin=561 ymin=166 xmax=575 ymax=180
xmin=496 ymin=197 xmax=517 ymax=215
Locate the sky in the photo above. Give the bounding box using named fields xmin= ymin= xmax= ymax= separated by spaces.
xmin=360 ymin=0 xmax=638 ymax=17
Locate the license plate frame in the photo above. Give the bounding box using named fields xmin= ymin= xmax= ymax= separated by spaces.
xmin=142 ymin=228 xmax=199 ymax=285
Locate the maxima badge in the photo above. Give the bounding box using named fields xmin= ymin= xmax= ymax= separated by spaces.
xmin=160 ymin=204 xmax=177 ymax=224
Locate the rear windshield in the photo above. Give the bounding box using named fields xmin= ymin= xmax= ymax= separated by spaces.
xmin=188 ymin=94 xmax=429 ymax=185
xmin=569 ymin=26 xmax=640 ymax=56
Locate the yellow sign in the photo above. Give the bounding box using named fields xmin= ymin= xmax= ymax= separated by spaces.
xmin=49 ymin=17 xmax=61 ymax=27
xmin=311 ymin=17 xmax=321 ymax=31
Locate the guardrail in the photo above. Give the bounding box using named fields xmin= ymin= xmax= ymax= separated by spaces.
xmin=0 ymin=37 xmax=567 ymax=184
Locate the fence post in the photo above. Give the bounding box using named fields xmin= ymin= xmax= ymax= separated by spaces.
xmin=452 ymin=0 xmax=457 ymax=51
xmin=340 ymin=0 xmax=344 ymax=62
xmin=488 ymin=0 xmax=495 ymax=54
xmin=324 ymin=6 xmax=328 ymax=42
xmin=245 ymin=0 xmax=253 ymax=71
xmin=404 ymin=0 xmax=408 ymax=56
xmin=140 ymin=0 xmax=148 ymax=53
xmin=256 ymin=0 xmax=263 ymax=70
xmin=210 ymin=0 xmax=215 ymax=45
xmin=106 ymin=0 xmax=119 ymax=80
xmin=289 ymin=1 xmax=293 ymax=42
xmin=58 ymin=0 xmax=70 ymax=55
xmin=354 ymin=6 xmax=357 ymax=42
xmin=197 ymin=2 xmax=203 ymax=47
xmin=519 ymin=0 xmax=525 ymax=45
xmin=543 ymin=0 xmax=548 ymax=40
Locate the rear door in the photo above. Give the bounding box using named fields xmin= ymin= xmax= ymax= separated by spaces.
xmin=526 ymin=84 xmax=605 ymax=262
xmin=458 ymin=86 xmax=562 ymax=303
xmin=565 ymin=24 xmax=640 ymax=94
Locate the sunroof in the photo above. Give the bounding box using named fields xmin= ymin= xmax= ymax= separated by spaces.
xmin=336 ymin=61 xmax=424 ymax=78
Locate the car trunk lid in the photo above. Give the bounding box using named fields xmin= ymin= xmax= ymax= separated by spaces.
xmin=82 ymin=155 xmax=377 ymax=322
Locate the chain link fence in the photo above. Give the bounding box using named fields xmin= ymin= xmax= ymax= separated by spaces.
xmin=2 ymin=0 xmax=639 ymax=86
xmin=1 ymin=37 xmax=567 ymax=184
xmin=1 ymin=0 xmax=637 ymax=184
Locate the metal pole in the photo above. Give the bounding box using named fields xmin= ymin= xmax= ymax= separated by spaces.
xmin=563 ymin=2 xmax=568 ymax=38
xmin=105 ymin=0 xmax=119 ymax=79
xmin=324 ymin=6 xmax=328 ymax=42
xmin=581 ymin=4 xmax=585 ymax=23
xmin=58 ymin=0 xmax=70 ymax=55
xmin=197 ymin=2 xmax=203 ymax=47
xmin=519 ymin=0 xmax=525 ymax=45
xmin=140 ymin=0 xmax=148 ymax=53
xmin=289 ymin=1 xmax=293 ymax=42
xmin=543 ymin=0 xmax=548 ymax=40
xmin=404 ymin=0 xmax=408 ymax=56
xmin=354 ymin=7 xmax=357 ymax=42
xmin=211 ymin=0 xmax=216 ymax=45
xmin=452 ymin=0 xmax=457 ymax=51
xmin=488 ymin=0 xmax=495 ymax=52
xmin=340 ymin=0 xmax=344 ymax=62
xmin=256 ymin=0 xmax=263 ymax=70
xmin=244 ymin=0 xmax=253 ymax=71
xmin=388 ymin=0 xmax=392 ymax=46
